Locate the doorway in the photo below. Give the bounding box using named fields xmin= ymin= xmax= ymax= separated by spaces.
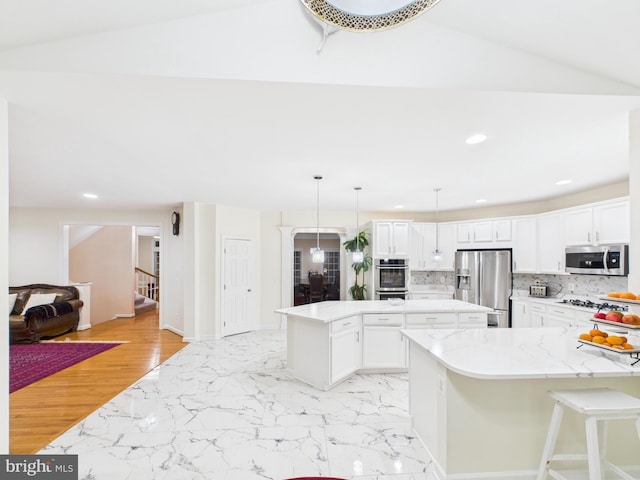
xmin=293 ymin=232 xmax=341 ymax=305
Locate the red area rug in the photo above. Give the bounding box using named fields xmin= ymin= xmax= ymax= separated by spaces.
xmin=10 ymin=342 xmax=121 ymax=393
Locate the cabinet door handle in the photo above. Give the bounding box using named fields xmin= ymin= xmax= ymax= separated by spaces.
xmin=356 ymin=332 xmax=360 ymax=342
xmin=596 ymin=231 xmax=600 ymax=243
xmin=587 ymin=232 xmax=591 ymax=243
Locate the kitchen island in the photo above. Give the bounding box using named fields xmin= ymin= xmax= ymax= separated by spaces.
xmin=402 ymin=327 xmax=640 ymax=479
xmin=276 ymin=300 xmax=492 ymax=390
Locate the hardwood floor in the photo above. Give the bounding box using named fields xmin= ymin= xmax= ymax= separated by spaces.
xmin=9 ymin=310 xmax=186 ymax=454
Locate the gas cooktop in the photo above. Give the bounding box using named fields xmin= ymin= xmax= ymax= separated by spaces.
xmin=556 ymin=298 xmax=629 ymax=312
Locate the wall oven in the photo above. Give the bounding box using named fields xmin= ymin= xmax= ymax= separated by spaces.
xmin=374 ymin=259 xmax=409 ymax=300
xmin=565 ymin=244 xmax=629 ymax=276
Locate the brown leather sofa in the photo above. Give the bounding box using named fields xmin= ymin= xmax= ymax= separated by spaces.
xmin=9 ymin=284 xmax=84 ymax=344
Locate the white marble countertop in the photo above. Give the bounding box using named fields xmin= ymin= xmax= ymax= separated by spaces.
xmin=402 ymin=327 xmax=640 ymax=380
xmin=276 ymin=300 xmax=492 ymax=323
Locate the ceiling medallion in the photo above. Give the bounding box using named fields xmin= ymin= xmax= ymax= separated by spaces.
xmin=301 ymin=0 xmax=441 ymax=33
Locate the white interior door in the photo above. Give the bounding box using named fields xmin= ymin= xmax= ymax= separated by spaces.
xmin=222 ymin=238 xmax=255 ymax=337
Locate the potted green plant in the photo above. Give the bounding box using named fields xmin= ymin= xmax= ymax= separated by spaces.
xmin=343 ymin=230 xmax=373 ymax=300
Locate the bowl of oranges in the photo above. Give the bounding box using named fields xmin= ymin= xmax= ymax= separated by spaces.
xmin=607 ymin=291 xmax=640 ymax=302
xmin=578 ymin=329 xmax=638 ymax=353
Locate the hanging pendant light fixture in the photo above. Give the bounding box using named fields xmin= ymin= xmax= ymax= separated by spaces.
xmin=432 ymin=187 xmax=443 ymax=263
xmin=352 ymin=186 xmax=364 ymax=263
xmin=311 ymin=175 xmax=325 ymax=264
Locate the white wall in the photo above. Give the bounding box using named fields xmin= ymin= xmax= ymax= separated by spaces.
xmin=1 ymin=98 xmax=9 ymax=453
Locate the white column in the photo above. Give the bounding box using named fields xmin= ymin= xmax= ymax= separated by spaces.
xmin=629 ymin=109 xmax=640 ymax=292
xmin=0 ymin=97 xmax=9 ymax=453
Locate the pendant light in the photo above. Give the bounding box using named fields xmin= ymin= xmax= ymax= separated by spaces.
xmin=311 ymin=175 xmax=325 ymax=263
xmin=352 ymin=187 xmax=364 ymax=263
xmin=432 ymin=187 xmax=443 ymax=262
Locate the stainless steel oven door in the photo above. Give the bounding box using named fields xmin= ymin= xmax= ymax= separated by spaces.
xmin=375 ymin=259 xmax=408 ymax=291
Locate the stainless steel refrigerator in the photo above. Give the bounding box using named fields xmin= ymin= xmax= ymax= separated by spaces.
xmin=454 ymin=249 xmax=512 ymax=327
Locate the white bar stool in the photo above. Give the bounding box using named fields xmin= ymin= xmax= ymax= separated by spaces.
xmin=537 ymin=388 xmax=640 ymax=480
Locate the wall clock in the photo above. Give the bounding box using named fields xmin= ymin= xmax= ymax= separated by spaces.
xmin=171 ymin=211 xmax=180 ymax=236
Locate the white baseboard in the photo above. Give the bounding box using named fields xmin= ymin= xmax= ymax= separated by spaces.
xmin=113 ymin=313 xmax=135 ymax=319
xmin=162 ymin=324 xmax=184 ymax=338
xmin=76 ymin=323 xmax=92 ymax=331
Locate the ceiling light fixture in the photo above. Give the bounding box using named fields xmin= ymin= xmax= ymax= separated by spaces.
xmin=311 ymin=175 xmax=325 ymax=264
xmin=432 ymin=188 xmax=443 ymax=262
xmin=300 ymin=0 xmax=442 ymax=52
xmin=555 ymin=179 xmax=572 ymax=185
xmin=352 ymin=187 xmax=364 ymax=263
xmin=394 ymin=205 xmax=404 ymax=209
xmin=475 ymin=199 xmax=487 ymax=204
xmin=83 ymin=193 xmax=98 ymax=199
xmin=465 ymin=134 xmax=488 ymax=145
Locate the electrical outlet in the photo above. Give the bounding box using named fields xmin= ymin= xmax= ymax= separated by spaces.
xmin=568 ymin=283 xmax=575 ymax=293
xmin=439 ymin=276 xmax=446 ymax=284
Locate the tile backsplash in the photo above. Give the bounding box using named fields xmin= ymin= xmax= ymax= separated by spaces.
xmin=411 ymin=270 xmax=628 ymax=297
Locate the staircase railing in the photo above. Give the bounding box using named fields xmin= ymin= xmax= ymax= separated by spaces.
xmin=135 ymin=267 xmax=159 ymax=301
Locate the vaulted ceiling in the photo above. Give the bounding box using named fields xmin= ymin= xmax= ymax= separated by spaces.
xmin=1 ymin=0 xmax=639 ymax=213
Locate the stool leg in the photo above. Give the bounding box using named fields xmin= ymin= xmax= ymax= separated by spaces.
xmin=584 ymin=416 xmax=603 ymax=480
xmin=536 ymin=403 xmax=564 ymax=480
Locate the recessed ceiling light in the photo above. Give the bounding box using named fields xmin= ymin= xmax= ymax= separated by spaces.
xmin=475 ymin=199 xmax=487 ymax=204
xmin=555 ymin=179 xmax=572 ymax=185
xmin=83 ymin=193 xmax=98 ymax=199
xmin=394 ymin=205 xmax=404 ymax=209
xmin=465 ymin=134 xmax=488 ymax=145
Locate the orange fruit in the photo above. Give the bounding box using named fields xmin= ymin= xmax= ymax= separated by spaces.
xmin=620 ymin=292 xmax=637 ymax=300
xmin=608 ymin=292 xmax=621 ymax=298
xmin=611 ymin=345 xmax=624 ymax=350
xmin=636 ymin=294 xmax=640 ymax=301
xmin=607 ymin=336 xmax=624 ymax=345
xmin=579 ymin=333 xmax=592 ymax=341
xmin=623 ymin=343 xmax=635 ymax=350
xmin=589 ymin=329 xmax=607 ymax=338
xmin=592 ymin=336 xmax=606 ymax=344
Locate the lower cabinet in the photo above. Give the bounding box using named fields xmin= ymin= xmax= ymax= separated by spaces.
xmin=511 ymin=299 xmax=529 ymax=328
xmin=330 ymin=315 xmax=362 ymax=383
xmin=362 ymin=313 xmax=406 ymax=369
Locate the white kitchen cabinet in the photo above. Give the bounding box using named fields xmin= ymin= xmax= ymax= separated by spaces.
xmin=529 ymin=303 xmax=545 ymax=328
xmin=511 ymin=299 xmax=529 ymax=328
xmin=593 ymin=201 xmax=630 ymax=245
xmin=330 ymin=315 xmax=362 ymax=383
xmin=372 ymin=221 xmax=411 ymax=258
xmin=410 ymin=222 xmax=455 ymax=270
xmin=362 ymin=313 xmax=406 ymax=370
xmin=456 ymin=219 xmax=512 ymax=247
xmin=564 ymin=200 xmax=629 ymax=246
xmin=458 ymin=312 xmax=488 ymax=328
xmin=512 ymin=217 xmax=538 ymax=273
xmin=538 ymin=213 xmax=565 ymax=274
xmin=544 ymin=305 xmax=577 ymax=329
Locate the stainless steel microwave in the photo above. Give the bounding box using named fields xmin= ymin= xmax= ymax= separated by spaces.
xmin=565 ymin=244 xmax=629 ymax=276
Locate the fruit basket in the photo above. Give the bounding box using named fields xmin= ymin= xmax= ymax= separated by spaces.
xmin=590 ymin=318 xmax=640 ymax=330
xmin=576 ymin=328 xmax=640 ymax=365
xmin=599 ymin=296 xmax=640 ymax=305
xmin=577 ymin=340 xmax=640 ymax=365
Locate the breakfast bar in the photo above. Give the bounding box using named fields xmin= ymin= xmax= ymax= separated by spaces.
xmin=402 ymin=327 xmax=640 ymax=479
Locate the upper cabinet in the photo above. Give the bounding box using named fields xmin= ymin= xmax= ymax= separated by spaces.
xmin=565 ymin=200 xmax=629 ymax=246
xmin=512 ymin=217 xmax=537 ymax=273
xmin=537 ymin=213 xmax=565 ymax=274
xmin=372 ymin=221 xmax=411 ymax=258
xmin=456 ymin=219 xmax=512 ymax=248
xmin=410 ymin=223 xmax=455 ymax=271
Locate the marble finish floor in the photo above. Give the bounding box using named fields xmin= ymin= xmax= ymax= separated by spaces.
xmin=42 ymin=329 xmax=436 ymax=480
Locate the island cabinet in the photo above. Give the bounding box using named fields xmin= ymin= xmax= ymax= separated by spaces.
xmin=286 ymin=313 xmax=362 ymax=391
xmin=361 ymin=313 xmax=406 ymax=370
xmin=279 ymin=300 xmax=493 ymax=390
